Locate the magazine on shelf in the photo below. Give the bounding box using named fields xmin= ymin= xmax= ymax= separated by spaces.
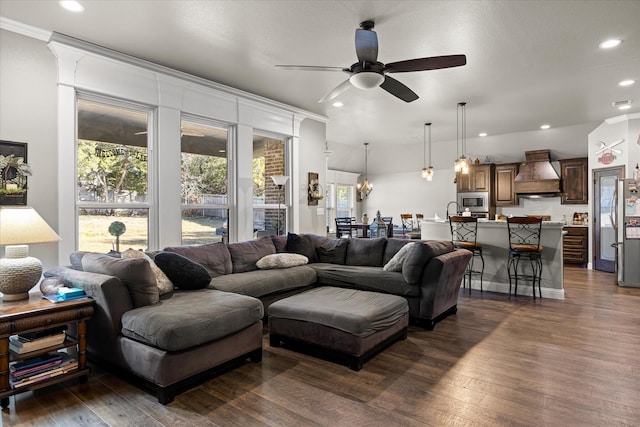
xmin=10 ymin=353 xmax=77 ymax=389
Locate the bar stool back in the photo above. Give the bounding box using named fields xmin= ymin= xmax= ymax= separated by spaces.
xmin=449 ymin=216 xmax=484 ymax=293
xmin=506 ymin=216 xmax=544 ymax=299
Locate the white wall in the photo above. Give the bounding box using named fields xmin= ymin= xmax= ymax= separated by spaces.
xmin=0 ymin=30 xmax=59 ymax=269
xmin=296 ymin=118 xmax=328 ymax=235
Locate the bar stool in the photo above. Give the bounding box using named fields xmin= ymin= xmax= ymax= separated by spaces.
xmin=506 ymin=216 xmax=543 ymax=299
xmin=449 ymin=215 xmax=484 ymax=293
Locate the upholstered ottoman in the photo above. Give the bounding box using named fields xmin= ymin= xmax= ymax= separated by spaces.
xmin=268 ymin=286 xmax=409 ymax=371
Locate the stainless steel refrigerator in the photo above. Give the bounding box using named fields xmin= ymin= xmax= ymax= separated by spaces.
xmin=613 ymin=179 xmax=640 ymax=287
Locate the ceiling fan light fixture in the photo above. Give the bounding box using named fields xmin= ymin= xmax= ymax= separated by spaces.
xmin=350 ymin=72 xmax=384 ymax=89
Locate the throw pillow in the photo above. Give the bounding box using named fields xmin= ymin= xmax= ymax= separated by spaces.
xmin=121 ymin=248 xmax=174 ymax=296
xmin=69 ymin=251 xmax=91 ymax=271
xmin=256 ymin=253 xmax=309 ymax=269
xmin=154 ymin=252 xmax=211 ymax=290
xmin=82 ymin=253 xmax=159 ymax=307
xmin=316 ymin=238 xmax=349 ymax=264
xmin=227 ymin=237 xmax=276 ymax=273
xmin=383 ymin=242 xmax=416 ymax=272
xmin=163 ymin=242 xmax=232 ymax=278
xmin=402 ymin=243 xmax=430 ymax=284
xmin=285 ymin=233 xmax=319 ymax=263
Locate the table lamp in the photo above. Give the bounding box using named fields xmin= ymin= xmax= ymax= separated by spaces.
xmin=0 ymin=206 xmax=61 ymax=301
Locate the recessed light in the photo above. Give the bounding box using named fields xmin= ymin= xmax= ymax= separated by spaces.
xmin=619 ymin=79 xmax=636 ymax=87
xmin=332 ymin=101 xmax=344 ymax=107
xmin=599 ymin=39 xmax=622 ymax=49
xmin=59 ymin=1 xmax=84 ymax=12
xmin=618 ymin=104 xmax=632 ymax=110
xmin=540 ymin=124 xmax=550 ymax=130
xmin=478 ymin=132 xmax=487 ymax=137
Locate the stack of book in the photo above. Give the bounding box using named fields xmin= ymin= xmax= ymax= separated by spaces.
xmin=9 ymin=352 xmax=78 ymax=389
xmin=42 ymin=287 xmax=87 ymax=303
xmin=9 ymin=326 xmax=67 ymax=355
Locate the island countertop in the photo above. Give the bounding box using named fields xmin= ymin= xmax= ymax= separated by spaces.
xmin=420 ymin=219 xmax=564 ymax=299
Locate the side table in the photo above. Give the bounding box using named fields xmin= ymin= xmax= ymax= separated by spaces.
xmin=0 ymin=294 xmax=94 ymax=409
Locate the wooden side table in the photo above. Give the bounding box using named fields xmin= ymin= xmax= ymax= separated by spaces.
xmin=0 ymin=295 xmax=94 ymax=409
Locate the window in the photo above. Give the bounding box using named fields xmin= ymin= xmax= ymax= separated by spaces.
xmin=252 ymin=135 xmax=287 ymax=237
xmin=180 ymin=117 xmax=230 ymax=245
xmin=76 ymin=97 xmax=151 ymax=252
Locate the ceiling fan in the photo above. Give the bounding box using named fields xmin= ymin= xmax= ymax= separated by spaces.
xmin=276 ymin=20 xmax=466 ymax=103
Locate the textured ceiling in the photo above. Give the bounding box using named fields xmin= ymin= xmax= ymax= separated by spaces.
xmin=1 ymin=0 xmax=639 ymax=149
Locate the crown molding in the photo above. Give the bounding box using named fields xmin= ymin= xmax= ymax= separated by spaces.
xmin=0 ymin=17 xmax=51 ymax=41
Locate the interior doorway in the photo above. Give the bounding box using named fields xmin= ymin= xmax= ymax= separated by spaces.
xmin=593 ymin=166 xmax=625 ymax=272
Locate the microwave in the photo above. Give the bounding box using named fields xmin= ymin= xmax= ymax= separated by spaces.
xmin=458 ymin=192 xmax=489 ymax=213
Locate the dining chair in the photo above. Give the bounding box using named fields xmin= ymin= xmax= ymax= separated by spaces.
xmin=335 ymin=217 xmax=355 ymax=238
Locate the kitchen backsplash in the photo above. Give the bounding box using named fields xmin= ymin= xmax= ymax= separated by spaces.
xmin=497 ymin=197 xmax=587 ymax=223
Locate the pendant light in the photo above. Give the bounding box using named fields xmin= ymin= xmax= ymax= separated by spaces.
xmin=454 ymin=102 xmax=470 ymax=174
xmin=421 ymin=122 xmax=434 ymax=181
xmin=357 ymin=142 xmax=373 ymax=198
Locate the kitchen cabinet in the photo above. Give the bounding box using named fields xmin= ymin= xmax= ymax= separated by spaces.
xmin=563 ymin=226 xmax=588 ymax=266
xmin=560 ymin=157 xmax=588 ymax=204
xmin=494 ymin=163 xmax=520 ymax=206
xmin=457 ymin=164 xmax=495 ymax=193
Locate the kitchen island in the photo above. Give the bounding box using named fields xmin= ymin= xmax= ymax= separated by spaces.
xmin=420 ymin=219 xmax=565 ymax=299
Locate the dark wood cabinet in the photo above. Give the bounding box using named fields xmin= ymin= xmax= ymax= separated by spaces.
xmin=457 ymin=164 xmax=494 ymax=193
xmin=560 ymin=157 xmax=588 ymax=204
xmin=494 ymin=163 xmax=520 ymax=206
xmin=563 ymin=226 xmax=588 ymax=266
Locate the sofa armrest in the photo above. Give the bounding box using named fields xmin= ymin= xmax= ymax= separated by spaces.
xmin=418 ymin=249 xmax=472 ymax=321
xmin=44 ymin=266 xmax=133 ymax=352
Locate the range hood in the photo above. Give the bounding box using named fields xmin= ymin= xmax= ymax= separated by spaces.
xmin=514 ymin=149 xmax=561 ymax=197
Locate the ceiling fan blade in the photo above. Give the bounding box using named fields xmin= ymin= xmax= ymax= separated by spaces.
xmin=355 ymin=28 xmax=378 ymax=63
xmin=385 ymin=54 xmax=467 ymax=73
xmin=319 ymin=79 xmax=353 ymax=103
xmin=275 ymin=65 xmax=347 ymax=72
xmin=379 ymin=75 xmax=419 ymax=103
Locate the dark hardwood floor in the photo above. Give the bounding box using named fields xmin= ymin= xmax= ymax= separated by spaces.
xmin=3 ymin=267 xmax=639 ymax=426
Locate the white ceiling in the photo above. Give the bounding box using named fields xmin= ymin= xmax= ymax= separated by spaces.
xmin=1 ymin=0 xmax=639 ymax=148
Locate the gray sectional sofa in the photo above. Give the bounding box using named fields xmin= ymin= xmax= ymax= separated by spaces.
xmin=44 ymin=234 xmax=471 ymax=404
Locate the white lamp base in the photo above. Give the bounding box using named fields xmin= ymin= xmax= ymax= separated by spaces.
xmin=0 ymin=245 xmax=42 ymax=301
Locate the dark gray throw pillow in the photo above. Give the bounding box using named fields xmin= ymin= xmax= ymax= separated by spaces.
xmin=285 ymin=233 xmax=319 ymax=263
xmin=154 ymin=252 xmax=212 ymax=290
xmin=316 ymin=239 xmax=349 ymax=264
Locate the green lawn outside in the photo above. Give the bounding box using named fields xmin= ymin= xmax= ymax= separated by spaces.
xmin=79 ymin=215 xmax=225 ymax=253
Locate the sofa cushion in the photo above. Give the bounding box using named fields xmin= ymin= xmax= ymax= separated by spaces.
xmin=69 ymin=251 xmax=90 ymax=271
xmin=285 ymin=233 xmax=319 ymax=263
xmin=256 ymin=253 xmax=308 ymax=269
xmin=345 ymin=237 xmax=387 ymax=267
xmin=310 ymin=264 xmax=419 ymax=297
xmin=382 ymin=239 xmax=414 ymax=265
xmin=270 ymin=235 xmax=287 ymax=253
xmin=163 ymin=242 xmax=232 ymax=278
xmin=121 ymin=248 xmax=173 ymax=295
xmin=154 ymin=252 xmax=211 ymax=290
xmin=383 ymin=242 xmax=416 ymax=272
xmin=209 ymin=265 xmax=317 ymax=298
xmin=314 ymin=237 xmax=349 ymax=264
xmin=227 ymin=236 xmax=276 ymax=273
xmin=120 ymin=289 xmax=264 ymax=352
xmin=82 ymin=253 xmax=159 ymax=308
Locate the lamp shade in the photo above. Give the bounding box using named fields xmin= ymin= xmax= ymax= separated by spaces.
xmin=0 ymin=207 xmax=61 ymax=245
xmin=270 ymin=175 xmax=289 ymax=187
